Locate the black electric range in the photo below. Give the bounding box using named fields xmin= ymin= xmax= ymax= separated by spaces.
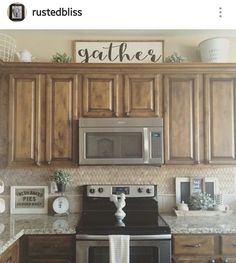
xmin=76 ymin=184 xmax=171 ymax=235
xmin=76 ymin=185 xmax=171 ymax=263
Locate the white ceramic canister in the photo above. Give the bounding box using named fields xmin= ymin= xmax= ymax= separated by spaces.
xmin=177 ymin=201 xmax=189 ymax=211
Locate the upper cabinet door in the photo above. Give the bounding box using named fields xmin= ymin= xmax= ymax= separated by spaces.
xmin=164 ymin=74 xmax=200 ymax=164
xmin=82 ymin=74 xmax=120 ymax=117
xmin=204 ymin=74 xmax=236 ymax=164
xmin=8 ymin=74 xmax=41 ymax=166
xmin=46 ymin=74 xmax=79 ymax=166
xmin=124 ymin=74 xmax=162 ymax=117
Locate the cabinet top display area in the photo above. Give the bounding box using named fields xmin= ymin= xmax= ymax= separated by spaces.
xmin=2 ymin=62 xmax=236 ymax=73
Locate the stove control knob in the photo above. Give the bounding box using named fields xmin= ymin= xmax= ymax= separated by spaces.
xmin=89 ymin=188 xmax=95 ymax=194
xmin=138 ymin=187 xmax=143 ymax=193
xmin=146 ymin=188 xmax=152 ymax=194
xmin=98 ymin=187 xmax=104 ymax=193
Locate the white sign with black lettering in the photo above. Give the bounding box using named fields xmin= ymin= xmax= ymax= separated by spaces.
xmin=10 ymin=186 xmax=48 ymax=214
xmin=74 ymin=41 xmax=164 ymax=63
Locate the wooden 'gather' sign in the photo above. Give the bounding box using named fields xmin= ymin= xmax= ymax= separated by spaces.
xmin=73 ymin=40 xmax=164 ymax=63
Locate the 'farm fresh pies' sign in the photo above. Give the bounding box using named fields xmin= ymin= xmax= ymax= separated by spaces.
xmin=10 ymin=186 xmax=48 ymax=214
xmin=74 ymin=41 xmax=164 ymax=63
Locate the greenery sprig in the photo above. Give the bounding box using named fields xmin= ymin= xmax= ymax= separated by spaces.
xmin=50 ymin=170 xmax=71 ymax=184
xmin=51 ymin=52 xmax=72 ymax=63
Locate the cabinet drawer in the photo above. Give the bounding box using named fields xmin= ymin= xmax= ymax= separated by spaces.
xmin=28 ymin=259 xmax=71 ymax=263
xmin=221 ymin=235 xmax=236 ymax=255
xmin=173 ymin=235 xmax=215 ymax=255
xmin=28 ymin=235 xmax=73 ymax=257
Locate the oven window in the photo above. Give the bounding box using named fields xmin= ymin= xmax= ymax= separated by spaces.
xmin=86 ymin=132 xmax=142 ymax=159
xmin=88 ymin=246 xmax=158 ymax=263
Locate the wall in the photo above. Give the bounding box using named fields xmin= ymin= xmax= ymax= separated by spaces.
xmin=0 ymin=30 xmax=236 ymax=62
xmin=1 ymin=30 xmax=236 ymax=214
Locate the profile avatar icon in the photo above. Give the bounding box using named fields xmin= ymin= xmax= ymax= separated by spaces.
xmin=8 ymin=3 xmax=26 ymax=21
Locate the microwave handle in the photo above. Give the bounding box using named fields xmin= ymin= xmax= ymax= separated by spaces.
xmin=143 ymin=128 xmax=150 ymax=164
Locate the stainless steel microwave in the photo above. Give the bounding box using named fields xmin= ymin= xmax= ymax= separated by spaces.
xmin=78 ymin=118 xmax=163 ymax=165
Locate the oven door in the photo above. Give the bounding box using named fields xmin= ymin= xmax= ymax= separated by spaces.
xmin=76 ymin=234 xmax=171 ymax=263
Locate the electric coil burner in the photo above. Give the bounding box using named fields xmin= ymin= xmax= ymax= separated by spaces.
xmin=76 ymin=185 xmax=171 ymax=263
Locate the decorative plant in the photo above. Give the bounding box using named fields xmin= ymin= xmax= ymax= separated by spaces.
xmin=165 ymin=52 xmax=185 ymax=63
xmin=188 ymin=193 xmax=214 ymax=210
xmin=51 ymin=52 xmax=72 ymax=63
xmin=50 ymin=170 xmax=71 ymax=185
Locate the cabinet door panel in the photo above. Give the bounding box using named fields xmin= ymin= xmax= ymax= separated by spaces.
xmin=0 ymin=240 xmax=19 ymax=263
xmin=164 ymin=74 xmax=200 ymax=164
xmin=221 ymin=235 xmax=236 ymax=255
xmin=205 ymin=74 xmax=236 ymax=164
xmin=46 ymin=74 xmax=78 ymax=165
xmin=8 ymin=74 xmax=41 ymax=166
xmin=82 ymin=74 xmax=119 ymax=117
xmin=124 ymin=74 xmax=162 ymax=117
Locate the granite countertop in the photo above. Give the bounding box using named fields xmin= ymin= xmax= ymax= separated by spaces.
xmin=162 ymin=213 xmax=236 ymax=234
xmin=0 ymin=213 xmax=80 ymax=255
xmin=2 ymin=213 xmax=236 ymax=256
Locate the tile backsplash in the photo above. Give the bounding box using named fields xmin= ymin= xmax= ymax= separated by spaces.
xmin=0 ymin=165 xmax=236 ymax=213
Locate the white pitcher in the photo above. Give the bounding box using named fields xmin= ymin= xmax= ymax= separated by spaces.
xmin=16 ymin=49 xmax=33 ymax=62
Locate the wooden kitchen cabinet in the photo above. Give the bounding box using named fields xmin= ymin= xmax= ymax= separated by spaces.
xmin=173 ymin=234 xmax=236 ymax=263
xmin=46 ymin=74 xmax=79 ymax=166
xmin=8 ymin=73 xmax=79 ymax=167
xmin=164 ymin=74 xmax=201 ymax=164
xmin=82 ymin=73 xmax=162 ymax=118
xmin=82 ymin=73 xmax=121 ymax=117
xmin=8 ymin=74 xmax=42 ymax=167
xmin=124 ymin=74 xmax=162 ymax=117
xmin=0 ymin=240 xmax=19 ymax=263
xmin=204 ymin=74 xmax=236 ymax=164
xmin=20 ymin=234 xmax=75 ymax=263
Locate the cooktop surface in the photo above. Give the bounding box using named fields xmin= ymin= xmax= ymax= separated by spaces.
xmin=76 ymin=211 xmax=170 ymax=235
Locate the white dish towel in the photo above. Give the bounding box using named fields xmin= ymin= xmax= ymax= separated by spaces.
xmin=109 ymin=235 xmax=130 ymax=263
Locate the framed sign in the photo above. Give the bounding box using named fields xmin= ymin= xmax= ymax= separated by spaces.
xmin=175 ymin=177 xmax=219 ymax=205
xmin=190 ymin=177 xmax=204 ymax=196
xmin=10 ymin=186 xmax=48 ymax=214
xmin=73 ymin=40 xmax=164 ymax=63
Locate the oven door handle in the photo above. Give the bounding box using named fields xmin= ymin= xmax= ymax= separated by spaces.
xmin=76 ymin=234 xmax=171 ymax=240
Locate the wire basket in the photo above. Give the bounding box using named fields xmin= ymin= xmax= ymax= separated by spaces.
xmin=0 ymin=33 xmax=16 ymax=62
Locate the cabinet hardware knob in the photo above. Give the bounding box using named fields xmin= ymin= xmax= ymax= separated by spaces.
xmin=186 ymin=243 xmax=202 ymax=248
